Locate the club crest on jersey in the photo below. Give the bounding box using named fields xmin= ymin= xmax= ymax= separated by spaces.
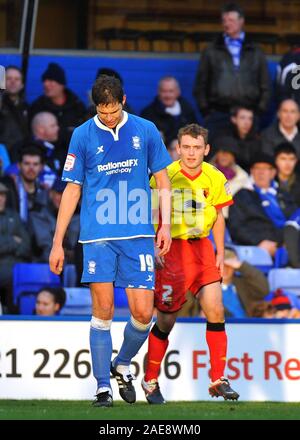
xmin=132 ymin=136 xmax=141 ymax=150
xmin=88 ymin=260 xmax=96 ymax=274
xmin=64 ymin=153 xmax=76 ymax=171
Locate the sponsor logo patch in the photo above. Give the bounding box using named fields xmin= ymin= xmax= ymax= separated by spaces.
xmin=64 ymin=153 xmax=76 ymax=171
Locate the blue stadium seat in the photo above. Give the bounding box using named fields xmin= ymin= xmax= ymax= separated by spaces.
xmin=60 ymin=287 xmax=91 ymax=315
xmin=63 ymin=264 xmax=77 ymax=287
xmin=13 ymin=263 xmax=61 ymax=307
xmin=268 ymin=268 xmax=300 ymax=296
xmin=274 ymin=247 xmax=289 ymax=268
xmin=231 ymin=245 xmax=273 ymax=274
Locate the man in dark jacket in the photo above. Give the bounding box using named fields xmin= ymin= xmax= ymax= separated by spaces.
xmin=193 ymin=3 xmax=270 ymax=137
xmin=0 ymin=66 xmax=29 ymax=156
xmin=0 ymin=182 xmax=31 ymax=313
xmin=30 ymin=63 xmax=86 ymax=144
xmin=228 ymin=154 xmax=297 ymax=257
xmin=141 ymin=76 xmax=197 ymax=146
xmin=261 ymin=99 xmax=300 ymax=158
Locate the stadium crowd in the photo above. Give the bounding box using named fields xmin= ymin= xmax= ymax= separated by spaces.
xmin=1 ymin=3 xmax=300 ymax=317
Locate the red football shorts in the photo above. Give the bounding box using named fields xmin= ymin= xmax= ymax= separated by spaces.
xmin=155 ymin=237 xmax=221 ymax=313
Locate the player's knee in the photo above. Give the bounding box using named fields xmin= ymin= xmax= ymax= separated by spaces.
xmin=131 ymin=310 xmax=153 ymax=325
xmin=92 ymin=304 xmax=114 ymax=320
xmin=205 ymin=304 xmax=224 ymax=322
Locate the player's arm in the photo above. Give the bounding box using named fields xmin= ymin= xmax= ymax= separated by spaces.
xmin=49 ymin=182 xmax=82 ymax=274
xmin=152 ymin=168 xmax=172 ymax=256
xmin=212 ymin=209 xmax=225 ymax=277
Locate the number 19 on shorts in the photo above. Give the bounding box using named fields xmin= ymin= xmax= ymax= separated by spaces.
xmin=139 ymin=254 xmax=154 ymax=272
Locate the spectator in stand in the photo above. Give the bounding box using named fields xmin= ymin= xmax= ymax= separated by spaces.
xmin=0 ymin=182 xmax=31 ymax=314
xmin=0 ymin=66 xmax=29 ymax=155
xmin=248 ymin=301 xmax=276 ymax=318
xmin=210 ymin=136 xmax=250 ymax=218
xmin=29 ymin=178 xmax=80 ymax=263
xmin=274 ymin=143 xmax=300 ymax=207
xmin=6 ymin=146 xmax=49 ymax=223
xmin=141 ymin=76 xmax=197 ymax=146
xmin=87 ymin=68 xmax=134 ymax=118
xmin=30 ymin=63 xmax=86 ymax=144
xmin=276 ymin=44 xmax=300 ymax=107
xmin=262 ymin=99 xmax=300 ymax=158
xmin=228 ymin=154 xmax=297 ymax=257
xmin=193 ymin=3 xmax=270 ymax=137
xmin=167 ymin=139 xmax=180 ymax=162
xmin=213 ymin=106 xmax=261 ymax=171
xmin=221 ymin=247 xmax=269 ymax=318
xmin=35 ymin=287 xmax=66 ymax=316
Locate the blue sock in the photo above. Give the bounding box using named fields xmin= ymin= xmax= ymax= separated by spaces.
xmin=114 ymin=317 xmax=151 ymax=366
xmin=90 ymin=320 xmax=112 ymax=390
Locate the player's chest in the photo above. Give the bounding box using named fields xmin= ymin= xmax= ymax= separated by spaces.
xmin=84 ymin=133 xmax=146 ymax=171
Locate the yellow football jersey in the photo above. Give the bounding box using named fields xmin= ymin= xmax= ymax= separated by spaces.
xmin=151 ymin=160 xmax=233 ymax=239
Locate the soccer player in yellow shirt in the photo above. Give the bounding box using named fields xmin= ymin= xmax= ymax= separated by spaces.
xmin=142 ymin=123 xmax=239 ymax=403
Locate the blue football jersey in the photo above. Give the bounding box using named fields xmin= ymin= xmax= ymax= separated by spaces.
xmin=62 ymin=112 xmax=171 ymax=242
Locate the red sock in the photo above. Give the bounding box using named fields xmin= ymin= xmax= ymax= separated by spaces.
xmin=144 ymin=326 xmax=169 ymax=382
xmin=206 ymin=322 xmax=227 ymax=382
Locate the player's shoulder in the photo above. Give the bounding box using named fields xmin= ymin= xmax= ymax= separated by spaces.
xmin=202 ymin=161 xmax=226 ymax=180
xmin=72 ymin=117 xmax=94 ymax=136
xmin=128 ymin=113 xmax=158 ymax=131
xmin=166 ymin=160 xmax=181 ymax=179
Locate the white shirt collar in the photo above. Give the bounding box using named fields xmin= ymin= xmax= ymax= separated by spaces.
xmin=279 ymin=123 xmax=298 ymax=142
xmin=93 ymin=111 xmax=128 ymax=141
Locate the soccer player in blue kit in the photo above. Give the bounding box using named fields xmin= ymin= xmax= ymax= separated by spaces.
xmin=49 ymin=75 xmax=172 ymax=407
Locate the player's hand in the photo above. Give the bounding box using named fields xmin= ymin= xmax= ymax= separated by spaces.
xmin=155 ymin=246 xmax=165 ymax=268
xmin=49 ymin=243 xmax=65 ymax=275
xmin=156 ymin=224 xmax=172 ymax=256
xmin=215 ymin=253 xmax=224 ymax=277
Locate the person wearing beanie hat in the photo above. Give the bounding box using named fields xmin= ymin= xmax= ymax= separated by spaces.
xmin=41 ymin=62 xmax=66 ymax=86
xmin=30 ymin=63 xmax=86 ymax=144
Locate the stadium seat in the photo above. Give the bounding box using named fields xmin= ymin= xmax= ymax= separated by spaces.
xmin=13 ymin=263 xmax=61 ymax=307
xmin=268 ymin=268 xmax=300 ymax=296
xmin=63 ymin=264 xmax=77 ymax=287
xmin=60 ymin=287 xmax=91 ymax=315
xmin=274 ymin=247 xmax=289 ymax=268
xmin=231 ymin=245 xmax=273 ymax=274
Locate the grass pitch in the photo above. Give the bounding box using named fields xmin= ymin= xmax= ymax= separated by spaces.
xmin=0 ymin=400 xmax=299 ymax=420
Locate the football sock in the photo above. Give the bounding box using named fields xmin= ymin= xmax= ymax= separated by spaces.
xmin=114 ymin=316 xmax=152 ymax=367
xmin=90 ymin=317 xmax=112 ymax=389
xmin=206 ymin=321 xmax=227 ymax=382
xmin=144 ymin=323 xmax=169 ymax=382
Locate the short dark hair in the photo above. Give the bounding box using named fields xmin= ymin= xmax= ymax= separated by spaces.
xmin=230 ymin=105 xmax=254 ymax=117
xmin=5 ymin=65 xmax=23 ymax=77
xmin=221 ymin=2 xmax=244 ymax=18
xmin=37 ymin=287 xmax=66 ymax=310
xmin=19 ymin=145 xmax=45 ymax=163
xmin=274 ymin=142 xmax=298 ymax=159
xmin=92 ymin=75 xmax=124 ymax=106
xmin=178 ymin=124 xmax=208 ymax=145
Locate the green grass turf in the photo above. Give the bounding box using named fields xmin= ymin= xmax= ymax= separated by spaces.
xmin=0 ymin=400 xmax=299 ymax=420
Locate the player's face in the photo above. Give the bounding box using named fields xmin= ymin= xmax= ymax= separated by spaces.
xmin=96 ymin=97 xmax=125 ymax=129
xmin=177 ymin=134 xmax=210 ymax=173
